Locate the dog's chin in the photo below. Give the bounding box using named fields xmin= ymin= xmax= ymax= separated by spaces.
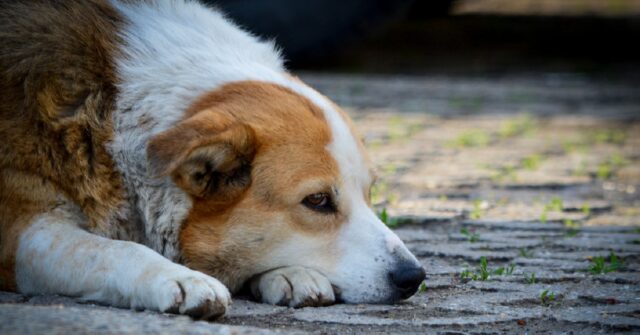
xmin=336 ymin=282 xmax=414 ymax=305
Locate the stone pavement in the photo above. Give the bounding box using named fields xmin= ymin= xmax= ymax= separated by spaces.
xmin=1 ymin=73 xmax=639 ymax=334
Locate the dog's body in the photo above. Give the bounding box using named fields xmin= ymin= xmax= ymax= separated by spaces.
xmin=0 ymin=0 xmax=425 ymax=318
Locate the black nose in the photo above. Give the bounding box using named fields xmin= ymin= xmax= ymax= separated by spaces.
xmin=389 ymin=263 xmax=426 ymax=299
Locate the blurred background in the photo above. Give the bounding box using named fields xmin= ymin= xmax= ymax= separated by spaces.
xmin=210 ymin=0 xmax=640 ymax=75
xmin=208 ymin=5 xmax=640 ymax=333
xmin=202 ymin=0 xmax=640 ymax=222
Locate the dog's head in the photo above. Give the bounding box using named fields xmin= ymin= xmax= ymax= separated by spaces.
xmin=148 ymin=80 xmax=425 ymax=304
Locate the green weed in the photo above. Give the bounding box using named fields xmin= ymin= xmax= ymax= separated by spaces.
xmin=460 ymin=227 xmax=480 ymax=242
xmin=564 ymin=219 xmax=578 ymax=228
xmin=539 ymin=290 xmax=556 ymax=305
xmin=386 ymin=192 xmax=399 ymax=205
xmin=562 ymin=139 xmax=588 ymax=154
xmin=545 ymin=197 xmax=564 ymax=212
xmin=418 ymin=281 xmax=428 ymax=294
xmin=477 ymin=257 xmax=490 ymax=281
xmin=370 ymin=182 xmax=387 ymax=205
xmin=588 ymin=251 xmax=623 ymax=274
xmin=460 ymin=257 xmax=514 ymax=282
xmin=407 ymin=122 xmax=424 ymax=137
xmin=388 ymin=116 xmax=406 ymax=142
xmin=491 ymin=164 xmax=518 ymax=183
xmin=597 ymin=162 xmax=613 ymax=179
xmin=450 ymin=130 xmax=491 ymax=148
xmin=388 ymin=117 xmax=423 ymax=142
xmin=566 ymin=229 xmax=579 ymax=237
xmin=539 ymin=211 xmax=548 ymax=224
xmin=519 ymin=248 xmax=532 ymax=258
xmin=492 ymin=263 xmax=516 ymax=276
xmin=564 ymin=219 xmax=580 ymax=237
xmin=522 ymin=154 xmax=543 ymax=171
xmin=460 ymin=268 xmax=472 ymax=281
xmin=382 ymin=163 xmax=398 ymax=175
xmin=469 ymin=200 xmax=484 ymax=220
xmin=609 ymin=152 xmax=628 ymax=167
xmin=592 ymin=129 xmax=626 ymax=145
xmin=499 ymin=114 xmax=536 ymax=139
xmin=524 ymin=273 xmax=537 ymax=284
xmin=377 ymin=208 xmax=399 ymax=228
xmin=596 ymin=153 xmax=629 ymax=180
xmin=365 ymin=138 xmax=384 ymax=149
xmin=540 ymin=197 xmax=564 ymax=223
xmin=582 ymin=203 xmax=591 ymax=216
xmin=370 ymin=183 xmax=399 ymax=206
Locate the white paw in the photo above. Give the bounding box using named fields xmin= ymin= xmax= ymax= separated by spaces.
xmin=250 ymin=266 xmax=335 ymax=308
xmin=132 ymin=266 xmax=231 ymax=319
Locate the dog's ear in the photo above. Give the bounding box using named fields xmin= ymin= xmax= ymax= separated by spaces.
xmin=147 ymin=115 xmax=256 ymax=201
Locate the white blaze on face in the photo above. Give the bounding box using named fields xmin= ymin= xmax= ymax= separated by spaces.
xmin=281 ymin=81 xmax=422 ymax=303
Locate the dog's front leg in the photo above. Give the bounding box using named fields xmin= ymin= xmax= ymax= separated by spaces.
xmin=249 ymin=266 xmax=336 ymax=307
xmin=15 ymin=214 xmax=230 ymax=319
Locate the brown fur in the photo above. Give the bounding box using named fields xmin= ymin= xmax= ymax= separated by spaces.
xmin=148 ymin=82 xmax=346 ymax=291
xmin=0 ymin=0 xmax=126 ymax=289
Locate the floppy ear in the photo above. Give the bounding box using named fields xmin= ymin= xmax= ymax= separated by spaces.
xmin=147 ymin=116 xmax=256 ymax=200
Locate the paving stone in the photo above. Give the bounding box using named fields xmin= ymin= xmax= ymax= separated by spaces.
xmin=0 ymin=302 xmax=277 ymax=335
xmin=1 ymin=73 xmax=639 ymax=333
xmin=0 ymin=291 xmax=26 ymax=304
xmin=461 ymin=220 xmax=567 ymax=231
xmin=226 ymin=300 xmax=289 ymax=318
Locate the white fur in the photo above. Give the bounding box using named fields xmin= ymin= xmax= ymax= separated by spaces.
xmin=250 ymin=266 xmax=334 ymax=307
xmin=108 ymin=0 xmax=285 ymax=260
xmin=106 ymin=0 xmax=420 ymax=304
xmin=16 ymin=205 xmax=230 ymax=316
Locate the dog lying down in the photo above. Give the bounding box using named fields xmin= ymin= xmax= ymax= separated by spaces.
xmin=0 ymin=0 xmax=425 ymax=319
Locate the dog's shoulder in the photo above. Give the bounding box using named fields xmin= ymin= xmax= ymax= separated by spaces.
xmin=0 ymin=0 xmax=128 ymax=232
xmin=0 ymin=0 xmax=123 ymax=120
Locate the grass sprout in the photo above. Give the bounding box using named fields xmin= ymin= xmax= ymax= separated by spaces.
xmin=460 ymin=227 xmax=480 ymax=242
xmin=540 ymin=290 xmax=556 ymax=306
xmin=418 ymin=281 xmax=428 ymax=294
xmin=524 ymin=273 xmax=537 ymax=284
xmin=588 ymin=251 xmax=623 ymax=274
xmin=377 ymin=208 xmax=399 ymax=228
xmin=460 ymin=257 xmax=514 ymax=282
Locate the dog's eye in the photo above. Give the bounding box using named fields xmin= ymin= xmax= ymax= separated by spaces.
xmin=302 ymin=193 xmax=336 ymax=213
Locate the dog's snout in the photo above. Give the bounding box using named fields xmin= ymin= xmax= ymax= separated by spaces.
xmin=389 ymin=263 xmax=426 ymax=299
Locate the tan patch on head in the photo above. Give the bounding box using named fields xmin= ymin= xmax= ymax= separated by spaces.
xmin=151 ymin=81 xmax=346 ymax=290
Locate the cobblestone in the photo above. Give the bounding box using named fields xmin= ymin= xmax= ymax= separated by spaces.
xmin=1 ymin=72 xmax=639 ymax=334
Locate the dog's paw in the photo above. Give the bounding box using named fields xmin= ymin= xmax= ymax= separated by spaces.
xmin=133 ymin=266 xmax=231 ymax=319
xmin=250 ymin=266 xmax=335 ymax=308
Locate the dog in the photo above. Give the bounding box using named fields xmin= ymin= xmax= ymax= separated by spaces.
xmin=0 ymin=0 xmax=425 ymax=319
